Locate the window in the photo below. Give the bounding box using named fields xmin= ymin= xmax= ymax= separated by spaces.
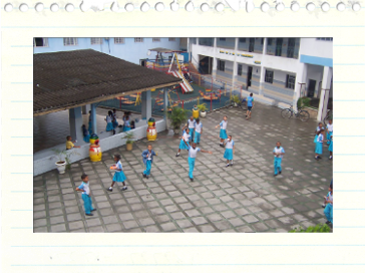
xmin=114 ymin=38 xmax=125 ymax=44
xmin=33 ymin=38 xmax=48 ymax=47
xmin=152 ymin=38 xmax=161 ymax=42
xmin=268 ymin=38 xmax=273 ymax=46
xmin=217 ymin=60 xmax=225 ymax=72
xmin=265 ymin=70 xmax=274 ymax=84
xmin=286 ymin=75 xmax=296 ymax=89
xmin=134 ymin=38 xmax=144 ymax=43
xmin=261 ymin=38 xmax=264 ymax=45
xmin=219 ymin=38 xmax=226 ymax=41
xmin=63 ymin=38 xmax=78 ymax=46
xmin=91 ymin=38 xmax=103 ymax=45
xmin=237 ymin=64 xmax=243 ymax=76
xmin=168 ymin=38 xmax=176 ymax=42
xmin=316 ymin=38 xmax=333 ymax=41
xmin=190 ymin=38 xmax=197 ymax=44
xmin=239 ymin=38 xmax=246 ymax=43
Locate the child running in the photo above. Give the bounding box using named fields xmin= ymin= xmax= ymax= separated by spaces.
xmin=224 ymin=135 xmax=235 ymax=167
xmin=326 ymin=119 xmax=333 ymax=145
xmin=273 ymin=141 xmax=285 ymax=176
xmin=183 ymin=116 xmax=196 ymax=143
xmin=323 ymin=184 xmax=333 ymax=226
xmin=187 ymin=142 xmax=212 ymax=182
xmin=142 ymin=144 xmax=157 ymax=179
xmin=105 ymin=111 xmax=115 ymax=135
xmin=66 ymin=136 xmax=80 ymax=150
xmin=76 ymin=174 xmax=97 ymax=216
xmin=194 ymin=118 xmax=203 ymax=144
xmin=176 ymin=128 xmax=190 ymax=157
xmin=315 ymin=129 xmax=324 ymax=160
xmin=246 ymin=93 xmax=254 ymax=120
xmin=215 ymin=116 xmax=228 ymax=147
xmin=107 ymin=154 xmax=127 ymax=192
xmin=328 ymin=134 xmax=333 ymax=160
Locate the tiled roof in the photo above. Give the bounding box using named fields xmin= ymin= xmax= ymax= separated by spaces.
xmin=34 ymin=49 xmax=181 ymax=116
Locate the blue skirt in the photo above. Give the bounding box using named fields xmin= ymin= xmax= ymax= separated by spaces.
xmin=179 ymin=139 xmax=189 ymax=150
xmin=224 ymin=148 xmax=233 ymax=160
xmin=113 ymin=120 xmax=119 ymax=129
xmin=220 ymin=129 xmax=227 ymax=139
xmin=328 ymin=141 xmax=333 ymax=152
xmin=315 ymin=142 xmax=323 ymax=154
xmin=313 ymin=135 xmax=317 ymax=143
xmin=113 ymin=171 xmax=126 ymax=182
xmin=106 ymin=122 xmax=114 ymax=132
xmin=123 ymin=126 xmax=131 ymax=132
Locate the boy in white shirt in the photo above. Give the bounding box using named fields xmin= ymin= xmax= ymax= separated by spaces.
xmin=183 ymin=116 xmax=196 ymax=143
xmin=273 ymin=141 xmax=285 ymax=176
xmin=194 ymin=119 xmax=203 ymax=144
xmin=76 ymin=174 xmax=97 ymax=216
xmin=188 ymin=143 xmax=212 ymax=182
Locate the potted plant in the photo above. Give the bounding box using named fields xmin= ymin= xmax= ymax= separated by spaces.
xmin=123 ymin=132 xmax=135 ymax=151
xmin=167 ymin=107 xmax=189 ymax=135
xmin=52 ymin=149 xmax=79 ymax=174
xmin=197 ymin=103 xmax=208 ymax=118
xmin=297 ymin=97 xmax=311 ymax=109
xmin=231 ymin=95 xmax=241 ymax=107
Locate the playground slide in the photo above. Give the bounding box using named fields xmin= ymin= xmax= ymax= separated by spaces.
xmin=172 ymin=71 xmax=194 ymax=93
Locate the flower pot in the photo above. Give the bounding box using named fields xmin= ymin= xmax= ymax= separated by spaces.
xmin=55 ymin=161 xmax=66 ymax=174
xmin=126 ymin=143 xmax=133 ymax=151
xmin=200 ymin=111 xmax=207 ymax=118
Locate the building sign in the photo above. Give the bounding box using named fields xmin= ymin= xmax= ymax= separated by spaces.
xmin=219 ymin=50 xmax=253 ymax=58
xmin=254 ymin=61 xmax=261 ymax=64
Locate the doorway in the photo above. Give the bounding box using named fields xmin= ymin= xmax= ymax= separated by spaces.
xmin=247 ymin=66 xmax=253 ymax=88
xmin=249 ymin=38 xmax=255 ymax=52
xmin=287 ymin=38 xmax=295 ymax=58
xmin=307 ymin=79 xmax=316 ymax=98
xmin=275 ymin=38 xmax=283 ymax=56
xmin=140 ymin=59 xmax=147 ymax=67
xmin=198 ymin=55 xmax=213 ymax=74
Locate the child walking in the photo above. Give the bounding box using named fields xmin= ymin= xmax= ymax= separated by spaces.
xmin=323 ymin=184 xmax=333 ymax=226
xmin=224 ymin=135 xmax=235 ymax=167
xmin=328 ymin=134 xmax=333 ymax=160
xmin=246 ymin=93 xmax=254 ymax=120
xmin=176 ymin=128 xmax=190 ymax=157
xmin=194 ymin=119 xmax=203 ymax=144
xmin=187 ymin=142 xmax=212 ymax=182
xmin=66 ymin=136 xmax=80 ymax=150
xmin=142 ymin=144 xmax=157 ymax=179
xmin=215 ymin=116 xmax=228 ymax=147
xmin=112 ymin=108 xmax=119 ymax=129
xmin=326 ymin=119 xmax=333 ymax=145
xmin=315 ymin=129 xmax=324 ymax=160
xmin=273 ymin=141 xmax=285 ymax=176
xmin=76 ymin=174 xmax=97 ymax=216
xmin=105 ymin=111 xmax=115 ymax=135
xmin=184 ymin=116 xmax=196 ymax=142
xmin=107 ymin=154 xmax=127 ymax=192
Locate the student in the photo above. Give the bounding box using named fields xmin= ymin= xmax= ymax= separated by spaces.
xmin=105 ymin=111 xmax=115 ymax=135
xmin=273 ymin=141 xmax=285 ymax=176
xmin=88 ymin=110 xmax=93 ymax=135
xmin=194 ymin=119 xmax=203 ymax=144
xmin=107 ymin=154 xmax=127 ymax=192
xmin=66 ymin=136 xmax=80 ymax=150
xmin=130 ymin=120 xmax=136 ymax=130
xmin=326 ymin=119 xmax=333 ymax=145
xmin=141 ymin=145 xmax=158 ymax=179
xmin=323 ymin=184 xmax=333 ymax=226
xmin=215 ymin=116 xmax=228 ymax=147
xmin=76 ymin=174 xmax=96 ymax=216
xmin=328 ymin=134 xmax=333 ymax=160
xmin=187 ymin=142 xmax=212 ymax=181
xmin=176 ymin=128 xmax=190 ymax=157
xmin=314 ymin=122 xmax=325 ymax=144
xmin=246 ymin=93 xmax=254 ymax=120
xmin=82 ymin=125 xmax=90 ymax=143
xmin=183 ymin=116 xmax=196 ymax=142
xmin=123 ymin=116 xmax=131 ymax=132
xmin=315 ymin=129 xmax=324 ymax=160
xmin=112 ymin=109 xmax=119 ymax=129
xmin=224 ymin=135 xmax=235 ymax=167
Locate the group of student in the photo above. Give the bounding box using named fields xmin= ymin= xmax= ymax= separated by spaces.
xmin=314 ymin=119 xmax=333 ymax=160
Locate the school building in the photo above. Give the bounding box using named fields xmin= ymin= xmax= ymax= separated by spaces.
xmin=188 ymin=37 xmax=333 ymax=121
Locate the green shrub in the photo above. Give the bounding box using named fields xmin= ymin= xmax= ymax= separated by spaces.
xmin=297 ymin=97 xmax=311 ymax=109
xmin=167 ymin=107 xmax=190 ymax=130
xmin=289 ymin=223 xmax=331 ymax=233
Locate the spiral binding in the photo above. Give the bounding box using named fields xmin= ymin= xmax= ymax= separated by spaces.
xmin=2 ymin=1 xmax=363 ymax=13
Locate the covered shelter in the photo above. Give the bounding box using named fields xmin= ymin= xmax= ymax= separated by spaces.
xmin=33 ymin=49 xmax=181 ymax=175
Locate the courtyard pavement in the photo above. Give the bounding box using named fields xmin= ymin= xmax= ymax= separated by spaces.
xmin=33 ymin=103 xmax=333 ymax=233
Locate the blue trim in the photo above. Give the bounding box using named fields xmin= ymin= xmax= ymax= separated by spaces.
xmin=300 ymin=55 xmax=333 ymax=67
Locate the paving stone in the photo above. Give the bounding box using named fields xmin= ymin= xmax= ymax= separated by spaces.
xmin=69 ymin=221 xmax=85 ymax=230
xmin=206 ymin=214 xmax=223 ymax=222
xmin=138 ymin=218 xmax=155 ymax=227
xmin=161 ymin=222 xmax=178 ymax=232
xmin=86 ymin=218 xmax=102 ymax=227
xmin=103 ymin=216 xmax=119 ymax=225
xmin=183 ymin=227 xmax=199 ymax=233
xmin=213 ymin=221 xmax=232 ymax=231
xmin=106 ymin=224 xmax=123 ymax=232
xmin=51 ymin=224 xmax=66 ymax=232
xmin=191 ymin=217 xmax=208 ymax=226
xmin=185 ymin=209 xmax=201 ymax=217
xmin=34 ymin=219 xmax=47 ymax=227
xmin=144 ymin=225 xmax=161 ymax=232
xmin=228 ymin=218 xmax=245 ymax=228
xmin=67 ymin=213 xmax=82 ymax=222
xmin=243 ymin=215 xmax=259 ymax=224
xmin=123 ymin=220 xmax=139 ymax=230
xmin=176 ymin=219 xmax=194 ymax=229
xmin=50 ymin=216 xmax=65 ymax=225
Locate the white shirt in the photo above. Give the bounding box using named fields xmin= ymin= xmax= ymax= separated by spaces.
xmin=106 ymin=115 xmax=112 ymax=123
xmin=195 ymin=122 xmax=203 ymax=133
xmin=225 ymin=140 xmax=234 ymax=149
xmin=188 ymin=147 xmax=201 ymax=158
xmin=220 ymin=120 xmax=227 ymax=130
xmin=187 ymin=119 xmax=196 ymax=129
xmin=317 ymin=134 xmax=324 ymax=143
xmin=327 ymin=124 xmax=333 ymax=132
xmin=273 ymin=146 xmax=285 ymax=158
xmin=182 ymin=132 xmax=190 ymax=142
xmin=78 ymin=182 xmax=90 ymax=195
xmin=115 ymin=160 xmax=123 ymax=172
xmin=327 ymin=192 xmax=333 ymax=202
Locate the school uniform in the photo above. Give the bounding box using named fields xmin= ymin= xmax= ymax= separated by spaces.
xmin=83 ymin=127 xmax=90 ymax=143
xmin=313 ymin=126 xmax=324 ymax=143
xmin=328 ymin=135 xmax=333 ymax=152
xmin=273 ymin=146 xmax=285 ymax=175
xmin=324 ymin=192 xmax=333 ymax=224
xmin=326 ymin=123 xmax=333 ymax=145
xmin=113 ymin=160 xmax=127 ymax=182
xmin=179 ymin=131 xmax=190 ymax=150
xmin=224 ymin=139 xmax=234 ymax=160
xmin=78 ymin=181 xmax=94 ymax=215
xmin=187 ymin=119 xmax=196 ymax=141
xmin=142 ymin=149 xmax=156 ymax=176
xmin=315 ymin=134 xmax=324 ymax=155
xmin=188 ymin=146 xmax=200 ymax=179
xmin=106 ymin=115 xmax=114 ymax=132
xmin=194 ymin=122 xmax=203 ymax=144
xmin=123 ymin=120 xmax=131 ymax=132
xmin=247 ymin=96 xmax=254 ymax=111
xmin=219 ymin=120 xmax=228 ymax=140
xmin=112 ymin=113 xmax=119 ymax=129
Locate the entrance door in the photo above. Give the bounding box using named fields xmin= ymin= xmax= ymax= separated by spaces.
xmin=307 ymin=79 xmax=316 ymax=98
xmin=275 ymin=38 xmax=283 ymax=56
xmin=249 ymin=38 xmax=255 ymax=52
xmin=247 ymin=66 xmax=253 ymax=88
xmin=140 ymin=60 xmax=146 ymax=67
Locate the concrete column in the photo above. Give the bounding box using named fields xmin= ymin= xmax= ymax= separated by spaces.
xmin=69 ymin=107 xmax=84 ymax=144
xmin=82 ymin=104 xmax=91 ymax=115
xmin=212 ymin=38 xmax=217 ymax=78
xmin=163 ymin=89 xmax=168 ymax=129
xmin=187 ymin=38 xmax=190 ymax=61
xmin=90 ymin=103 xmax=97 ymax=134
xmin=142 ymin=90 xmax=152 ymax=121
xmin=232 ymin=38 xmax=239 ymax=89
xmin=318 ymin=66 xmax=332 ymax=121
xmin=293 ymin=63 xmax=308 ymax=111
xmin=259 ymin=38 xmax=267 ymax=96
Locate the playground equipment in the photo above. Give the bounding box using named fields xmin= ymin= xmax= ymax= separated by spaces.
xmin=147 ymin=117 xmax=157 ymax=141
xmin=199 ymin=90 xmax=220 ymax=102
xmin=135 ymin=93 xmax=142 ymax=106
xmin=89 ymin=134 xmax=102 ymax=162
xmin=168 ymin=53 xmax=193 ymax=94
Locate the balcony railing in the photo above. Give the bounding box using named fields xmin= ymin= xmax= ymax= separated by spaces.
xmin=199 ymin=38 xmax=214 ymax=47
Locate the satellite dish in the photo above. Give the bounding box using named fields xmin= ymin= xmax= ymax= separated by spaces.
xmin=147 ymin=50 xmax=151 ymax=56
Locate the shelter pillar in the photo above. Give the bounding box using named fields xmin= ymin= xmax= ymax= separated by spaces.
xmin=163 ymin=89 xmax=169 ymax=129
xmin=82 ymin=104 xmax=90 ymax=115
xmin=293 ymin=63 xmax=308 ymax=111
xmin=142 ymin=90 xmax=152 ymax=121
xmin=69 ymin=107 xmax=84 ymax=144
xmin=91 ymin=103 xmax=97 ymax=134
xmin=232 ymin=38 xmax=239 ymax=89
xmin=318 ymin=66 xmax=332 ymax=122
xmin=259 ymin=38 xmax=267 ymax=96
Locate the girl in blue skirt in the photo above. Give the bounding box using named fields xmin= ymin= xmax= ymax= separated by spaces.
xmin=108 ymin=154 xmax=127 ymax=192
xmin=313 ymin=122 xmax=325 ymax=144
xmin=112 ymin=109 xmax=119 ymax=129
xmin=215 ymin=116 xmax=228 ymax=147
xmin=123 ymin=116 xmax=131 ymax=132
xmin=223 ymin=135 xmax=235 ymax=167
xmin=315 ymin=129 xmax=324 ymax=160
xmin=183 ymin=116 xmax=196 ymax=143
xmin=142 ymin=144 xmax=157 ymax=179
xmin=105 ymin=111 xmax=115 ymax=134
xmin=176 ymin=128 xmax=190 ymax=157
xmin=326 ymin=119 xmax=333 ymax=145
xmin=328 ymin=134 xmax=333 ymax=160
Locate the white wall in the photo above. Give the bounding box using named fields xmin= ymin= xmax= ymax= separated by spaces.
xmin=299 ymin=38 xmax=333 ymax=59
